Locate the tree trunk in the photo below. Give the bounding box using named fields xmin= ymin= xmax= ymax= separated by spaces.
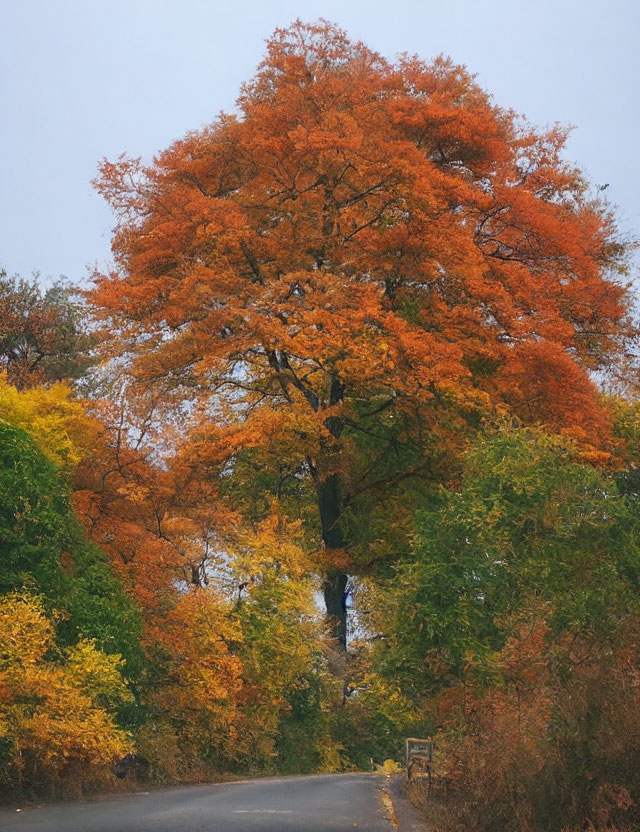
xmin=317 ymin=468 xmax=349 ymax=648
xmin=313 ymin=374 xmax=349 ymax=648
xmin=323 ymin=570 xmax=348 ymax=648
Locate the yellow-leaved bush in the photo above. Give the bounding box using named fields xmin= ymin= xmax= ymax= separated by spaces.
xmin=0 ymin=373 xmax=97 ymax=470
xmin=0 ymin=593 xmax=133 ymax=789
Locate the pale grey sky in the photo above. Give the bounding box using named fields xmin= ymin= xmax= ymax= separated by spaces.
xmin=1 ymin=0 xmax=638 ymax=285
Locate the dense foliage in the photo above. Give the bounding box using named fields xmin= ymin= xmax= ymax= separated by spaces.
xmin=0 ymin=376 xmax=335 ymax=796
xmin=367 ymin=426 xmax=640 ymax=830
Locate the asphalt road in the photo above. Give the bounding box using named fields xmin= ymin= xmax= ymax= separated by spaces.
xmin=0 ymin=773 xmax=398 ymax=832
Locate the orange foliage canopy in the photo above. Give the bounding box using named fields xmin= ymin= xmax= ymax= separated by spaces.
xmin=90 ymin=21 xmax=631 ymax=641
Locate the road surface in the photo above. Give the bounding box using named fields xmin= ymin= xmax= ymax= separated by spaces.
xmin=0 ymin=773 xmax=404 ymax=832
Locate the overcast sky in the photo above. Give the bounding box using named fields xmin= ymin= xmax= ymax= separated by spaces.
xmin=1 ymin=0 xmax=638 ymax=286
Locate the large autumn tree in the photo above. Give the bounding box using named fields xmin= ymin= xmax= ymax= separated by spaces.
xmin=91 ymin=21 xmax=631 ymax=645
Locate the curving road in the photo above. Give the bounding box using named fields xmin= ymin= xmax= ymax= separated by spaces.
xmin=0 ymin=773 xmax=405 ymax=832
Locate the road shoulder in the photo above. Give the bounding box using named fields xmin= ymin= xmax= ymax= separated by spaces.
xmin=380 ymin=774 xmax=431 ymax=831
